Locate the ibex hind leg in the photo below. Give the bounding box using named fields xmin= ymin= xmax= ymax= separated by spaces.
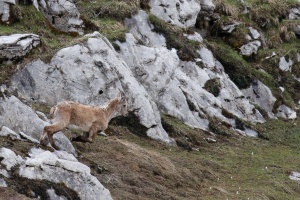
xmin=39 ymin=130 xmax=48 ymax=146
xmin=44 ymin=123 xmax=66 ymax=150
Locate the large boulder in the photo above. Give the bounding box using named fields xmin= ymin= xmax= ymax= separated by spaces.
xmin=117 ymin=33 xmax=265 ymax=131
xmin=149 ymin=0 xmax=201 ymax=28
xmin=0 ymin=34 xmax=40 ymax=63
xmin=33 ymin=0 xmax=83 ymax=35
xmin=9 ymin=33 xmax=174 ymax=144
xmin=0 ymin=95 xmax=76 ymax=155
xmin=0 ymin=147 xmax=113 ymax=200
xmin=0 ymin=0 xmax=16 ymax=24
xmin=120 ymin=12 xmax=265 ymax=130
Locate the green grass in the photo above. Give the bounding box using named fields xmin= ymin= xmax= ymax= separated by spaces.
xmin=92 ymin=17 xmax=127 ymax=41
xmin=76 ymin=0 xmax=140 ymax=20
xmin=208 ymin=40 xmax=253 ymax=89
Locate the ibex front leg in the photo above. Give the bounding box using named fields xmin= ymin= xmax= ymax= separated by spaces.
xmin=71 ymin=126 xmax=98 ymax=143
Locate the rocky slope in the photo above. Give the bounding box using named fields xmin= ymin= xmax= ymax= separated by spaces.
xmin=1 ymin=0 xmax=300 ymax=199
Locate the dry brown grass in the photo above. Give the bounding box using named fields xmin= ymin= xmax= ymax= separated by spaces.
xmin=73 ymin=124 xmax=221 ymax=200
xmin=214 ymin=0 xmax=240 ymax=18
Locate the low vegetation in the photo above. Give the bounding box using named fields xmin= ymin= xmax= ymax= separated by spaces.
xmin=2 ymin=0 xmax=300 ymax=199
xmin=2 ymin=114 xmax=300 ymax=199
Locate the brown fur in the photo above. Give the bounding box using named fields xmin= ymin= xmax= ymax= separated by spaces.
xmin=40 ymin=91 xmax=127 ymax=150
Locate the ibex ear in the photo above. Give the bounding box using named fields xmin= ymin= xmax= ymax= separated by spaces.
xmin=118 ymin=89 xmax=126 ymax=100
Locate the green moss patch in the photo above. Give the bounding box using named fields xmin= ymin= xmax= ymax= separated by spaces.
xmin=149 ymin=14 xmax=201 ymax=61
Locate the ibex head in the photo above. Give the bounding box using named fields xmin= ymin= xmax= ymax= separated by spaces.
xmin=118 ymin=89 xmax=128 ymax=117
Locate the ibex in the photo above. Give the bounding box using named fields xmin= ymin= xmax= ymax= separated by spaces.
xmin=40 ymin=91 xmax=128 ymax=150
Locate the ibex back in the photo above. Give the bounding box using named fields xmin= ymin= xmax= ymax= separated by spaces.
xmin=40 ymin=91 xmax=128 ymax=150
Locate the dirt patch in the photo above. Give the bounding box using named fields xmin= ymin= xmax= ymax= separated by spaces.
xmin=0 ymin=187 xmax=31 ymax=200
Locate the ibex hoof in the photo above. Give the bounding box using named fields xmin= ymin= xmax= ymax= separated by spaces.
xmin=52 ymin=145 xmax=60 ymax=151
xmin=39 ymin=138 xmax=47 ymax=146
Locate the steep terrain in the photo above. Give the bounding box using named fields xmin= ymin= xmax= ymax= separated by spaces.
xmin=1 ymin=0 xmax=300 ymax=199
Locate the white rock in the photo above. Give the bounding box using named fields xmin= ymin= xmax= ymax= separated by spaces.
xmin=149 ymin=0 xmax=201 ymax=28
xmin=197 ymin=47 xmax=215 ymax=68
xmin=265 ymin=52 xmax=276 ymax=60
xmin=0 ymin=126 xmax=21 ymax=140
xmin=118 ymin=35 xmax=265 ymax=132
xmin=277 ymin=105 xmax=297 ymax=119
xmin=125 ymin=10 xmax=166 ymax=47
xmin=183 ymin=32 xmax=203 ymax=42
xmin=289 ymin=8 xmax=300 ymax=20
xmin=19 ymin=147 xmax=113 ymax=200
xmin=0 ymin=178 xmax=7 ymax=187
xmin=0 ymin=0 xmax=16 ymax=24
xmin=0 ymin=34 xmax=40 ymax=61
xmin=279 ymin=56 xmax=293 ymax=71
xmin=34 ymin=0 xmax=83 ymax=34
xmin=19 ymin=132 xmax=40 ymax=144
xmin=198 ymin=0 xmax=215 ymax=11
xmin=289 ymin=171 xmax=300 ymax=182
xmin=25 ymin=150 xmax=90 ymax=174
xmin=0 ymin=148 xmax=24 ymax=170
xmin=244 ymin=128 xmax=258 ymax=137
xmin=0 ymin=169 xmax=10 ymax=178
xmin=249 ymin=27 xmax=260 ymax=39
xmin=221 ymin=21 xmax=240 ymax=33
xmin=279 ymin=87 xmax=285 ymax=92
xmin=240 ymin=40 xmax=261 ymax=56
xmin=241 ymin=80 xmax=276 ymax=118
xmin=47 ymin=188 xmax=68 ymax=200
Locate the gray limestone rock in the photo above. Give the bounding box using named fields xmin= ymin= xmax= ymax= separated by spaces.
xmin=279 ymin=56 xmax=293 ymax=71
xmin=289 ymin=7 xmax=300 ymax=20
xmin=276 ymin=105 xmax=297 ymax=119
xmin=290 ymin=171 xmax=300 ymax=183
xmin=241 ymin=79 xmax=276 ymax=118
xmin=47 ymin=189 xmax=68 ymax=200
xmin=183 ymin=32 xmax=203 ymax=42
xmin=0 ymin=148 xmax=24 ymax=170
xmin=240 ymin=40 xmax=261 ymax=56
xmin=220 ymin=21 xmax=240 ymax=33
xmin=0 ymin=126 xmax=21 ymax=140
xmin=125 ymin=10 xmax=166 ymax=47
xmin=0 ymin=178 xmax=7 ymax=187
xmin=249 ymin=27 xmax=260 ymax=39
xmin=198 ymin=0 xmax=215 ymax=11
xmin=9 ymin=33 xmax=174 ymax=144
xmin=294 ymin=25 xmax=300 ymax=37
xmin=19 ymin=147 xmax=113 ymax=200
xmin=0 ymin=34 xmax=40 ymax=62
xmin=149 ymin=0 xmax=201 ymax=28
xmin=33 ymin=0 xmax=83 ymax=35
xmin=118 ymin=34 xmax=265 ymax=132
xmin=0 ymin=0 xmax=15 ymax=24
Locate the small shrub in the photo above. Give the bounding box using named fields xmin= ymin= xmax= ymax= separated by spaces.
xmin=204 ymin=78 xmax=221 ymax=97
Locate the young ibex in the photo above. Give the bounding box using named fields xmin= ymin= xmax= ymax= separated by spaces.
xmin=40 ymin=91 xmax=128 ymax=150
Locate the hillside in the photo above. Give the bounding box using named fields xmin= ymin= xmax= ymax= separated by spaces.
xmin=1 ymin=0 xmax=300 ymax=199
